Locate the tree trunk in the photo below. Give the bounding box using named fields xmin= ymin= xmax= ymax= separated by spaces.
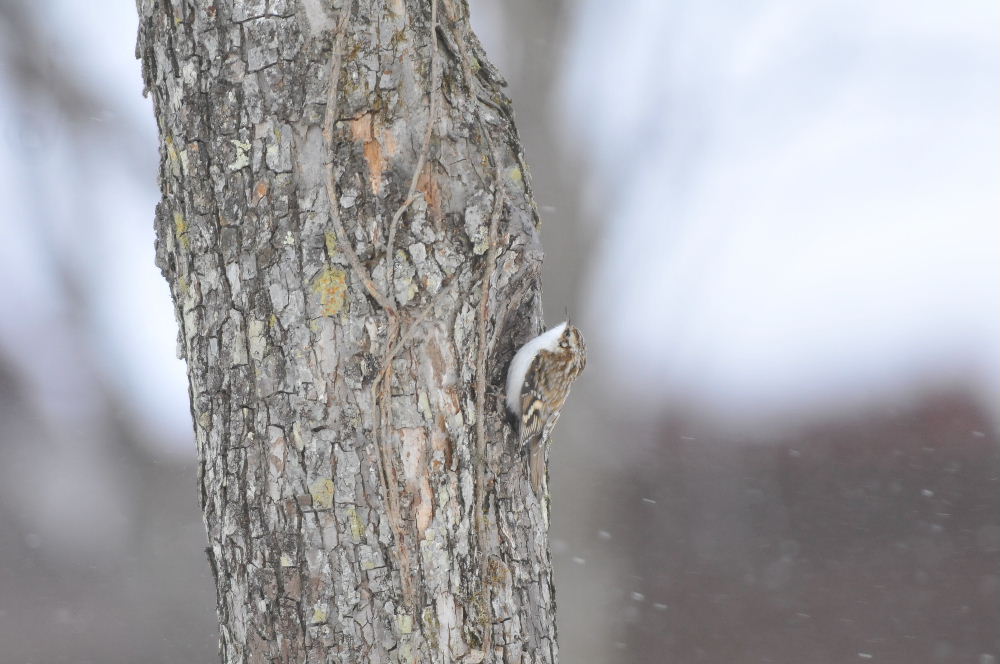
xmin=136 ymin=0 xmax=553 ymax=662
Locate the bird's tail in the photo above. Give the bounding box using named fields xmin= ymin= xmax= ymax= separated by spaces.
xmin=528 ymin=440 xmax=547 ymax=495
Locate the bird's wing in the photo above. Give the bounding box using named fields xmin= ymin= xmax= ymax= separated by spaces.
xmin=518 ymin=361 xmax=547 ymax=447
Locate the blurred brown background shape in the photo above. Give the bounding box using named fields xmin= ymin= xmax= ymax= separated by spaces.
xmin=0 ymin=1 xmax=996 ymax=663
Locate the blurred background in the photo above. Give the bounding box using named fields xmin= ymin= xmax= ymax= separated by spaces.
xmin=0 ymin=0 xmax=997 ymax=662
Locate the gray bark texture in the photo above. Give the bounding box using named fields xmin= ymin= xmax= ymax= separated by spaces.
xmin=135 ymin=0 xmax=553 ymax=662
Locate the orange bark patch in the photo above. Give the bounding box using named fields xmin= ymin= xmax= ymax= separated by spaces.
xmin=349 ymin=113 xmax=397 ymax=195
xmin=416 ymin=164 xmax=442 ymax=220
xmin=348 ymin=114 xmax=372 ymax=142
xmin=363 ymin=140 xmax=383 ymax=193
xmin=254 ymin=180 xmax=269 ymax=202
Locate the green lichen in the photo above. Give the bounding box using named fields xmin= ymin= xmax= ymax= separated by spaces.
xmin=324 ymin=231 xmax=338 ymax=257
xmin=468 ymin=592 xmax=490 ymax=626
xmin=165 ymin=136 xmax=179 ymax=166
xmin=348 ymin=507 xmax=364 ymax=543
xmin=485 ymin=557 xmax=509 ymax=587
xmin=173 ymin=211 xmax=189 ymax=249
xmin=312 ymin=267 xmax=347 ymax=316
xmin=462 ymin=593 xmax=488 ymax=649
xmin=309 ymin=478 xmax=335 ymax=509
xmin=311 ymin=604 xmax=328 ymax=624
xmin=422 ymin=607 xmax=439 ymax=649
xmin=228 ymin=139 xmax=251 ymax=171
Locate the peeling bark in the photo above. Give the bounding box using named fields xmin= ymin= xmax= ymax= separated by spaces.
xmin=136 ymin=0 xmax=554 ymax=661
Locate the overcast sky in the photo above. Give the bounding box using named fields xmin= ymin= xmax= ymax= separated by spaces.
xmin=560 ymin=0 xmax=999 ymax=423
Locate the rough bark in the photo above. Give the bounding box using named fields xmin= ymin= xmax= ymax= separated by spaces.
xmin=136 ymin=0 xmax=553 ymax=662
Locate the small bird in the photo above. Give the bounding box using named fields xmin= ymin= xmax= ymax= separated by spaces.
xmin=505 ymin=321 xmax=587 ymax=492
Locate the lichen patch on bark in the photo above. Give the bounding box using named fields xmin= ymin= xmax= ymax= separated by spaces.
xmin=312 ymin=267 xmax=348 ymax=315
